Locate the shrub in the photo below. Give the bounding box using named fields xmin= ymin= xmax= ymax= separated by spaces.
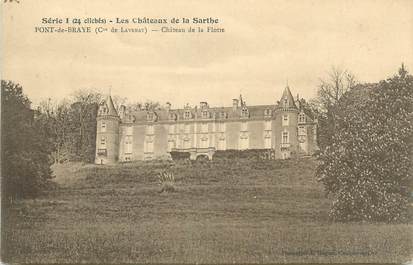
xmin=316 ymin=67 xmax=413 ymax=222
xmin=170 ymin=151 xmax=190 ymax=161
xmin=157 ymin=170 xmax=176 ymax=193
xmin=213 ymin=149 xmax=272 ymax=160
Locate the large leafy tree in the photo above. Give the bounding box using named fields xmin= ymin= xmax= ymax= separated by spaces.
xmin=316 ymin=65 xmax=413 ymax=222
xmin=1 ymin=80 xmax=54 ymax=201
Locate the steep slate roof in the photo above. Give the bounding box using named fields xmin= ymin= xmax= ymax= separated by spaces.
xmin=101 ymin=95 xmax=118 ymax=117
xmin=279 ymin=86 xmax=297 ymax=109
xmin=115 ymin=86 xmax=316 ymax=123
xmin=123 ymin=103 xmax=282 ymax=123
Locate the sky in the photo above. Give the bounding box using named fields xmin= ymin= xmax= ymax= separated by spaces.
xmin=2 ymin=0 xmax=413 ymax=108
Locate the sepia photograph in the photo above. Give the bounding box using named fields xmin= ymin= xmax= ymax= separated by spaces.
xmin=1 ymin=0 xmax=412 ymax=263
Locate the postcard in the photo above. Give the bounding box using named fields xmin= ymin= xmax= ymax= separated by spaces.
xmin=1 ymin=0 xmax=412 ymax=263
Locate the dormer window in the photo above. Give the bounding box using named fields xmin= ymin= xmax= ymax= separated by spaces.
xmin=284 ymin=97 xmax=288 ymax=107
xmin=241 ymin=107 xmax=249 ymax=118
xmin=202 ymin=110 xmax=209 ymax=119
xmin=298 ymin=113 xmax=306 ymax=123
xmin=264 ymin=108 xmax=272 ymax=117
xmin=184 ymin=111 xmax=191 ymax=120
xmin=146 ymin=112 xmax=156 ymax=121
xmin=99 ymin=105 xmax=108 ymax=115
xmin=219 ymin=112 xmax=227 ymax=119
xmin=169 ymin=112 xmax=177 ymax=121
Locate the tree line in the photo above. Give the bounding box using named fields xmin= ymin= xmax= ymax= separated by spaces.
xmin=1 ymin=65 xmax=412 ymax=222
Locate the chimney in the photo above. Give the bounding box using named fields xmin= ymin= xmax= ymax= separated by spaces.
xmin=200 ymin=101 xmax=208 ymax=109
xmin=165 ymin=102 xmax=171 ymax=111
xmin=232 ymin=99 xmax=239 ymax=111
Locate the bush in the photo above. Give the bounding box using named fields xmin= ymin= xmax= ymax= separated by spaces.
xmin=316 ymin=67 xmax=413 ymax=222
xmin=157 ymin=170 xmax=176 ymax=193
xmin=213 ymin=149 xmax=272 ymax=160
xmin=170 ymin=151 xmax=190 ymax=161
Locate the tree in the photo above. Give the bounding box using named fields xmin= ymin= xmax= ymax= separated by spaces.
xmin=314 ymin=67 xmax=357 ymax=150
xmin=316 ymin=65 xmax=413 ymax=222
xmin=1 ymin=80 xmax=54 ymax=201
xmin=36 ymin=89 xmax=102 ymax=164
xmin=66 ymin=89 xmax=101 ymax=163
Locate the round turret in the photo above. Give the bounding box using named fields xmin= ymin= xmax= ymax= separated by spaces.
xmin=95 ymin=95 xmax=120 ymax=164
xmin=274 ymin=86 xmax=299 ymax=159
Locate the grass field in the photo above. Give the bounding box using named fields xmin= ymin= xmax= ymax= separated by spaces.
xmin=2 ymin=157 xmax=412 ymax=263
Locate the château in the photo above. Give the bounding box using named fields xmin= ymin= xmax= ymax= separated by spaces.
xmin=95 ymin=85 xmax=318 ymax=164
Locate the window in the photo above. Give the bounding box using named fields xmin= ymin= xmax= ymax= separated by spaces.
xmin=201 ymin=123 xmax=208 ymax=133
xmin=183 ymin=138 xmax=191 ymax=149
xmin=184 ymin=124 xmax=191 ymax=133
xmin=99 ymin=105 xmax=107 ymax=115
xmin=125 ymin=136 xmax=132 ymax=154
xmin=282 ymin=131 xmax=289 ymax=143
xmin=218 ymin=137 xmax=226 ymax=150
xmin=146 ymin=125 xmax=154 ymax=135
xmin=264 ymin=120 xmax=271 ymax=131
xmin=220 ymin=112 xmax=227 ymax=119
xmin=147 ymin=113 xmax=154 ymax=121
xmin=169 ymin=113 xmax=177 ymax=121
xmin=283 ymin=97 xmax=288 ymax=107
xmin=168 ymin=124 xmax=175 ymax=134
xmin=100 ymin=136 xmax=106 ymax=147
xmin=264 ymin=137 xmax=271 ymax=149
xmin=241 ymin=107 xmax=249 ymax=118
xmin=264 ymin=109 xmax=272 ymax=117
xmin=264 ymin=129 xmax=271 ymax=148
xmin=282 ymin=115 xmax=289 ymax=126
xmin=146 ymin=141 xmax=154 ymax=153
xmin=144 ymin=136 xmax=154 ymax=153
xmin=200 ymin=136 xmax=208 ymax=148
xmin=218 ymin=122 xmax=226 ymax=132
xmin=239 ymin=132 xmax=249 ymax=150
xmin=241 ymin=122 xmax=248 ymax=132
xmin=298 ymin=126 xmax=306 ymax=135
xmin=167 ymin=140 xmax=175 ymax=152
xmin=101 ymin=122 xmax=106 ymax=132
xmin=126 ymin=126 xmax=133 ymax=136
xmin=299 ymin=113 xmax=306 ymax=123
xmin=184 ymin=111 xmax=191 ymax=119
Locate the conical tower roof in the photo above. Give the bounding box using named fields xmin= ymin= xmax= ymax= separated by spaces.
xmin=101 ymin=94 xmax=118 ymax=117
xmin=279 ymin=85 xmax=297 ymax=109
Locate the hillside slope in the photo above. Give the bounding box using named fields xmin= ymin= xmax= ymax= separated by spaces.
xmin=2 ymin=157 xmax=411 ymax=263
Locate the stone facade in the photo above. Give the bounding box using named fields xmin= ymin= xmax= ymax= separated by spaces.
xmin=95 ymin=86 xmax=318 ymax=164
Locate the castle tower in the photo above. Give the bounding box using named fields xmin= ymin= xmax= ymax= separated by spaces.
xmin=95 ymin=95 xmax=120 ymax=164
xmin=274 ymin=85 xmax=299 ymax=159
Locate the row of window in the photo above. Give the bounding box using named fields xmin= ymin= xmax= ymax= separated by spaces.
xmin=99 ymin=131 xmax=290 ymax=154
xmin=101 ymin=121 xmax=306 ymax=136
xmin=143 ymin=109 xmax=303 ymax=122
xmin=100 ymin=113 xmax=307 ymax=133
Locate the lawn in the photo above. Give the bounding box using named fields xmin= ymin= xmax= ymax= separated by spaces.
xmin=2 ymin=157 xmax=412 ymax=263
